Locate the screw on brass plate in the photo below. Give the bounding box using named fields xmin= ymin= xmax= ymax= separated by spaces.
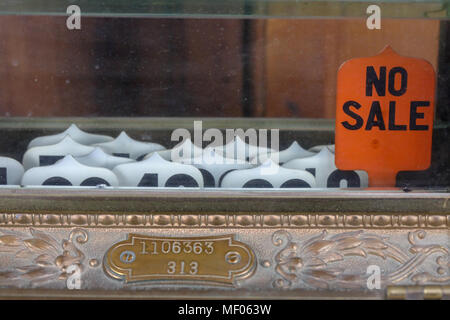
xmin=225 ymin=251 xmax=241 ymax=264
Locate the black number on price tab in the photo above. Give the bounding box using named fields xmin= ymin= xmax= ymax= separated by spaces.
xmin=327 ymin=170 xmax=361 ymax=188
xmin=242 ymin=178 xmax=311 ymax=188
xmin=136 ymin=154 xmax=147 ymax=161
xmin=42 ymin=177 xmax=72 ymax=186
xmin=280 ymin=179 xmax=311 ymax=188
xmin=80 ymin=177 xmax=110 ymax=186
xmin=39 ymin=155 xmax=64 ymax=166
xmin=0 ymin=168 xmax=7 ymax=184
xmin=137 ymin=173 xmax=199 ymax=187
xmin=243 ymin=179 xmax=273 ymax=188
xmin=113 ymin=153 xmax=130 ymax=158
xmin=138 ymin=173 xmax=158 ymax=187
xmin=199 ymin=169 xmax=215 ymax=187
xmin=165 ymin=174 xmax=199 ymax=187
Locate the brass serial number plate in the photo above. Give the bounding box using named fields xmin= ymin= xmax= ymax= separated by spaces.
xmin=104 ymin=234 xmax=255 ymax=285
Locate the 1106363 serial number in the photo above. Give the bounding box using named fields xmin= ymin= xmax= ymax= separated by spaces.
xmin=139 ymin=240 xmax=215 ymax=255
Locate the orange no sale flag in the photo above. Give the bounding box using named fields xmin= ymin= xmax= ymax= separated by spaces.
xmin=335 ymin=46 xmax=436 ymax=187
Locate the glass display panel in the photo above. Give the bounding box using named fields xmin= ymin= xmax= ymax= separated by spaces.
xmin=0 ymin=1 xmax=448 ymax=191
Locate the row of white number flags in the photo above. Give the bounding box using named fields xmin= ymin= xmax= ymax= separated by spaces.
xmin=0 ymin=124 xmax=368 ymax=188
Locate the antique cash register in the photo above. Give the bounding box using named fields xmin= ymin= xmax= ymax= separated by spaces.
xmin=0 ymin=0 xmax=448 ymax=300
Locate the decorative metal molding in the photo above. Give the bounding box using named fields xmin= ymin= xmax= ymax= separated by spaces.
xmin=0 ymin=228 xmax=89 ymax=286
xmin=0 ymin=213 xmax=448 ymax=229
xmin=0 ymin=227 xmax=447 ymax=297
xmin=272 ymin=230 xmax=450 ymax=290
